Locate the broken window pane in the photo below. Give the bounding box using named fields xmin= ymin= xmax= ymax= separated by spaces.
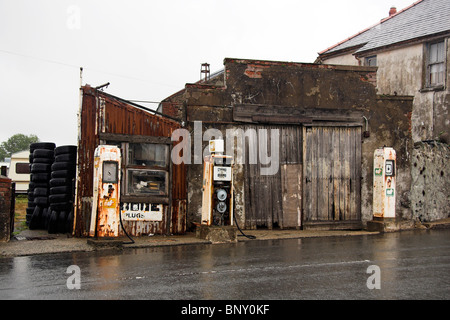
xmin=128 ymin=143 xmax=168 ymax=167
xmin=126 ymin=169 xmax=167 ymax=195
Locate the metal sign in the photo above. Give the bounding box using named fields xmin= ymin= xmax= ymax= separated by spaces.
xmin=121 ymin=203 xmax=163 ymax=221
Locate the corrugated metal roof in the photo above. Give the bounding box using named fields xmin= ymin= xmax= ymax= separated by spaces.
xmin=320 ymin=0 xmax=450 ymax=56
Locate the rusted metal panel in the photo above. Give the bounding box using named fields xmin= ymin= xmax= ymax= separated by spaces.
xmin=74 ymin=85 xmax=186 ymax=237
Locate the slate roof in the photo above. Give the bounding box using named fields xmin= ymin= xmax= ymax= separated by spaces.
xmin=319 ymin=0 xmax=450 ymax=57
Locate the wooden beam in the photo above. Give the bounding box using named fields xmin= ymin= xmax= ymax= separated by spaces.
xmin=233 ymin=104 xmax=363 ymax=124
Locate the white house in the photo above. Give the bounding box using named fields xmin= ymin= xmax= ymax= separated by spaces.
xmin=316 ymin=0 xmax=450 ymax=143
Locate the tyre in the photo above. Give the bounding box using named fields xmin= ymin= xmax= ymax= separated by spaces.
xmin=51 ymin=161 xmax=75 ymax=171
xmin=50 ymin=186 xmax=72 ymax=195
xmin=42 ymin=207 xmax=50 ymax=230
xmin=27 ymin=201 xmax=37 ymax=208
xmin=50 ymin=177 xmax=73 ymax=187
xmin=31 ymin=163 xmax=51 ymax=173
xmin=49 ymin=194 xmax=71 ymax=203
xmin=29 ymin=182 xmax=48 ymax=189
xmin=26 ymin=214 xmax=33 ymax=226
xmin=29 ymin=206 xmax=42 ymax=230
xmin=50 ymin=201 xmax=71 ymax=211
xmin=33 ymin=149 xmax=54 ymax=158
xmin=57 ymin=211 xmax=68 ymax=233
xmin=34 ymin=196 xmax=49 ymax=206
xmin=66 ymin=210 xmax=74 ymax=234
xmin=54 ymin=145 xmax=77 ymax=156
xmin=51 ymin=169 xmax=76 ymax=179
xmin=48 ymin=210 xmax=59 ymax=234
xmin=32 ymin=157 xmax=54 ymax=164
xmin=30 ymin=142 xmax=55 ymax=151
xmin=55 ymin=153 xmax=76 ymax=162
xmin=31 ymin=173 xmax=51 ymax=182
xmin=33 ymin=187 xmax=49 ymax=196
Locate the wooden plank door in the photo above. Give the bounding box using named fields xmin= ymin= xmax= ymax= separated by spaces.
xmin=302 ymin=126 xmax=361 ymax=224
xmin=243 ymin=125 xmax=302 ymax=229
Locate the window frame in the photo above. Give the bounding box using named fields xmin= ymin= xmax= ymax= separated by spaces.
xmin=425 ymin=39 xmax=447 ymax=89
xmin=364 ymin=55 xmax=377 ymax=67
xmin=15 ymin=162 xmax=30 ymax=174
xmin=98 ymin=133 xmax=172 ymax=204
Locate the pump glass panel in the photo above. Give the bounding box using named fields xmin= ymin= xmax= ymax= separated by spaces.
xmin=128 ymin=143 xmax=168 ymax=168
xmin=385 ymin=160 xmax=395 ymax=176
xmin=126 ymin=169 xmax=168 ymax=195
xmin=103 ymin=161 xmax=118 ymax=183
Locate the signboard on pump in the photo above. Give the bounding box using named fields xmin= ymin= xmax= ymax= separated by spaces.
xmin=121 ymin=203 xmax=163 ymax=221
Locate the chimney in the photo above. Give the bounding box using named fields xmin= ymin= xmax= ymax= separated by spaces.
xmin=389 ymin=7 xmax=397 ymax=16
xmin=200 ymin=63 xmax=210 ymax=82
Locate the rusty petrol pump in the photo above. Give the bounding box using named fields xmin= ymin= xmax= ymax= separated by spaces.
xmin=201 ymin=139 xmax=234 ymax=226
xmin=90 ymin=145 xmax=122 ymax=238
xmin=197 ymin=139 xmax=238 ymax=242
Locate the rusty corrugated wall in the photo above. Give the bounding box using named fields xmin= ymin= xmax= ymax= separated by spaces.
xmin=74 ymin=85 xmax=186 ymax=237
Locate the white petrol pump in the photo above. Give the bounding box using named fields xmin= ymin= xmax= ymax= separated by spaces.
xmin=90 ymin=145 xmax=121 ymax=238
xmin=201 ymin=139 xmax=234 ymax=226
xmin=373 ymin=147 xmax=396 ymax=219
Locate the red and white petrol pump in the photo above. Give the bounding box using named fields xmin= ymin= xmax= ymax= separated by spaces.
xmin=90 ymin=145 xmax=121 ymax=238
xmin=201 ymin=139 xmax=234 ymax=226
xmin=373 ymin=147 xmax=396 ymax=218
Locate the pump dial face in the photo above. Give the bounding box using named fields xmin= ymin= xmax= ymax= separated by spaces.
xmin=216 ymin=189 xmax=227 ymax=201
xmin=103 ymin=161 xmax=118 ymax=183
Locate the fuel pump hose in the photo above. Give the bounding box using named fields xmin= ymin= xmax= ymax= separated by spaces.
xmin=233 ymin=208 xmax=256 ymax=240
xmin=119 ymin=209 xmax=135 ymax=244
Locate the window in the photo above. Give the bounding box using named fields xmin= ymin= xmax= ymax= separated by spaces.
xmin=365 ymin=55 xmax=377 ymax=67
xmin=124 ymin=143 xmax=169 ymax=196
xmin=426 ymin=40 xmax=446 ymax=87
xmin=15 ymin=162 xmax=30 ymax=174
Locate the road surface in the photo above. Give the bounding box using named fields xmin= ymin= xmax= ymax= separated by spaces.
xmin=0 ymin=229 xmax=449 ymax=302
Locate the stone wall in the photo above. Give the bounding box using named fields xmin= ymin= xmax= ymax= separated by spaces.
xmin=411 ymin=141 xmax=450 ymax=222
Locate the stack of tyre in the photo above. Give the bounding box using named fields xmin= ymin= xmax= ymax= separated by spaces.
xmin=27 ymin=142 xmax=55 ymax=229
xmin=48 ymin=145 xmax=77 ymax=234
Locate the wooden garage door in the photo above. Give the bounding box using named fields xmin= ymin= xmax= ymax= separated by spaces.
xmin=302 ymin=126 xmax=362 ymax=227
xmin=243 ymin=125 xmax=302 ymax=229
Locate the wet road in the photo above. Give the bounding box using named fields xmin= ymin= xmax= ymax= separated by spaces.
xmin=0 ymin=229 xmax=449 ymax=300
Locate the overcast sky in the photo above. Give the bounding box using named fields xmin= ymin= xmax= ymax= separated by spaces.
xmin=0 ymin=0 xmax=415 ymax=147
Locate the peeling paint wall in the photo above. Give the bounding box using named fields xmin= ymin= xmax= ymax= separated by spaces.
xmin=376 ymin=44 xmax=423 ymax=96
